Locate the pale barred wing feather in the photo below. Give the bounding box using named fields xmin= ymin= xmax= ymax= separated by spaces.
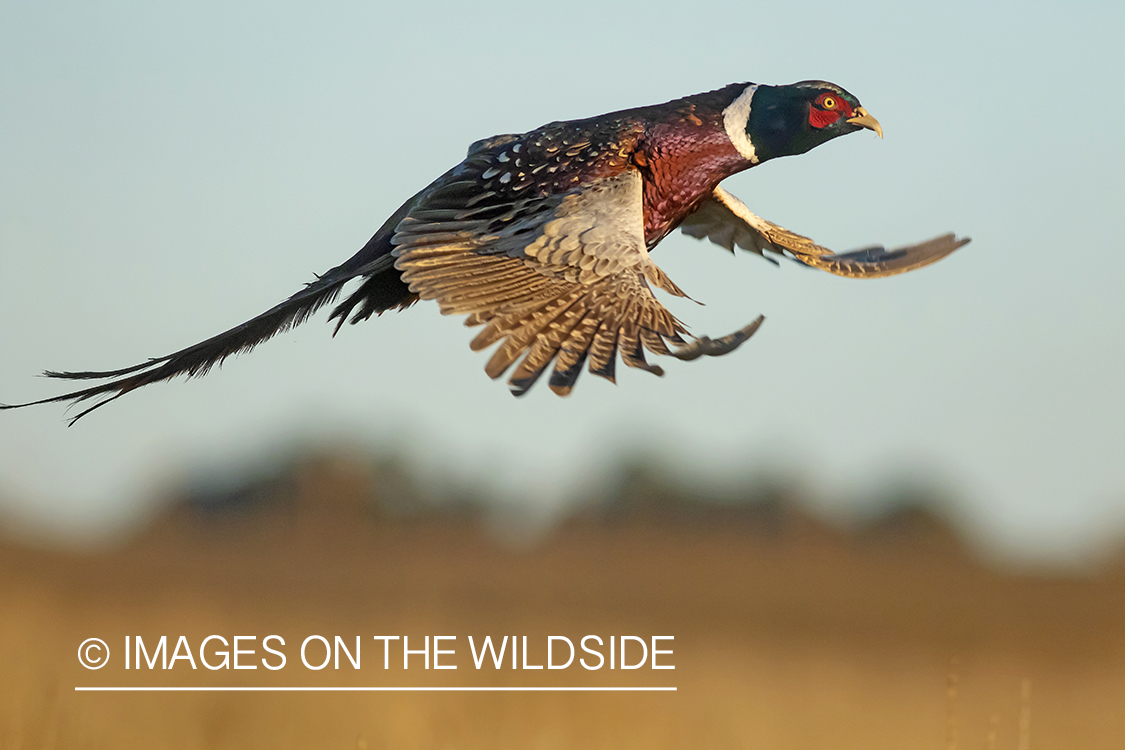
xmin=679 ymin=191 xmax=780 ymax=264
xmin=682 ymin=186 xmax=970 ymax=278
xmin=391 ymin=165 xmax=698 ymax=396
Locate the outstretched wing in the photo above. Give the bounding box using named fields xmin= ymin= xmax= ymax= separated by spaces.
xmin=391 ymin=139 xmax=759 ymax=397
xmin=680 ymin=186 xmax=970 ymax=277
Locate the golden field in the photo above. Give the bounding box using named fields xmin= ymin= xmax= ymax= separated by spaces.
xmin=2 ymin=451 xmax=1123 ymax=749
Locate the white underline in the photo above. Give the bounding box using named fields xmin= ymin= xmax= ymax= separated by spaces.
xmin=75 ymin=686 xmax=677 ymax=692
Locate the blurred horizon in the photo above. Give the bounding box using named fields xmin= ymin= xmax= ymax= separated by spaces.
xmin=3 ymin=438 xmax=1124 ymax=573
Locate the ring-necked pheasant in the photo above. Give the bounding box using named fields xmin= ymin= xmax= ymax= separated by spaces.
xmin=2 ymin=80 xmax=969 ymax=423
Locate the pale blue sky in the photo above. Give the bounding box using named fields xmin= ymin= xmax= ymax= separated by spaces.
xmin=2 ymin=0 xmax=1122 ymax=564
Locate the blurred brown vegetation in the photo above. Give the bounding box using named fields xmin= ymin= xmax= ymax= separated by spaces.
xmin=1 ymin=447 xmax=1123 ymax=749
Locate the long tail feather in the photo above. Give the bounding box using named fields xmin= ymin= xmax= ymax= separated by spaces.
xmin=2 ymin=272 xmax=351 ymax=424
xmin=0 ymin=191 xmax=421 ymax=423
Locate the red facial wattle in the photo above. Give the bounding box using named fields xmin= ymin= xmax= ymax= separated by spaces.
xmin=808 ymin=108 xmax=840 ymax=129
xmin=808 ymin=92 xmax=855 ymax=130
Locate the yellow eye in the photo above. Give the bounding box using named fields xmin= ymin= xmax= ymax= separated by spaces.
xmin=821 ymin=96 xmax=837 ymax=110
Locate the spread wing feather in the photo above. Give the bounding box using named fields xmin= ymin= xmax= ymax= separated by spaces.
xmin=392 ymin=154 xmax=753 ymax=397
xmin=387 ymin=134 xmax=765 ymax=398
xmin=681 ymin=186 xmax=970 ymax=277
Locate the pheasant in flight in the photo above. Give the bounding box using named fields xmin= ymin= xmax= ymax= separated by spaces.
xmin=3 ymin=81 xmax=969 ymax=423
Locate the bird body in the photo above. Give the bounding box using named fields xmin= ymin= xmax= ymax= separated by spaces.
xmin=2 ymin=81 xmax=969 ymax=422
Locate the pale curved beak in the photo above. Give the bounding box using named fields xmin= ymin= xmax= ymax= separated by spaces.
xmin=847 ymin=107 xmax=883 ymax=138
